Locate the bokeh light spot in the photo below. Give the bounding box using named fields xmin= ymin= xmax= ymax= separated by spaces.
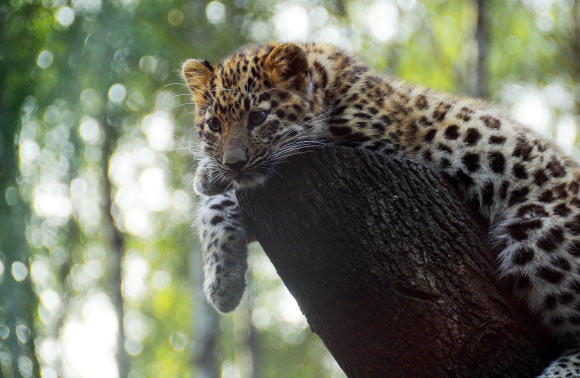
xmin=206 ymin=1 xmax=226 ymax=24
xmin=367 ymin=0 xmax=399 ymax=42
xmin=108 ymin=83 xmax=127 ymax=103
xmin=273 ymin=4 xmax=309 ymax=41
xmin=37 ymin=50 xmax=54 ymax=69
xmin=167 ymin=8 xmax=184 ymax=26
xmin=56 ymin=6 xmax=75 ymax=27
xmin=11 ymin=261 xmax=28 ymax=282
xmin=170 ymin=332 xmax=187 ymax=351
xmin=79 ymin=117 xmax=102 ymax=145
xmin=33 ymin=182 xmax=73 ymax=219
xmin=19 ymin=140 xmax=40 ymax=162
xmin=141 ymin=111 xmax=174 ymax=151
xmin=61 ymin=292 xmax=119 ymax=378
xmin=18 ymin=355 xmax=33 ymax=377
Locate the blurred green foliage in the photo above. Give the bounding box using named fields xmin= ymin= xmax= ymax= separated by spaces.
xmin=0 ymin=0 xmax=578 ymax=377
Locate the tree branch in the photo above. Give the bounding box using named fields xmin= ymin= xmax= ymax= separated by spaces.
xmin=237 ymin=146 xmax=563 ymax=378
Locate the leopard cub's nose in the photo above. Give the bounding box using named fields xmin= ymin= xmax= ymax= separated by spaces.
xmin=224 ymin=160 xmax=247 ymax=172
xmin=223 ymin=139 xmax=248 ymax=172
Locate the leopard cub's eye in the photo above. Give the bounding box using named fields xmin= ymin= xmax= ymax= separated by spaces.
xmin=207 ymin=117 xmax=222 ymax=132
xmin=248 ymin=111 xmax=267 ymax=126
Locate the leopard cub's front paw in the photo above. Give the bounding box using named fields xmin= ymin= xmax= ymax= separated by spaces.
xmin=194 ymin=158 xmax=230 ymax=196
xmin=202 ymin=234 xmax=248 ymax=313
xmin=197 ymin=192 xmax=250 ymax=312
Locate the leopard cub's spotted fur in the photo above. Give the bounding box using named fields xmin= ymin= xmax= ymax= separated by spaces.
xmin=182 ymin=42 xmax=580 ymax=376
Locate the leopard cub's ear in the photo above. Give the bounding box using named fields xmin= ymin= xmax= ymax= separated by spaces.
xmin=181 ymin=59 xmax=213 ymax=107
xmin=265 ymin=43 xmax=309 ymax=92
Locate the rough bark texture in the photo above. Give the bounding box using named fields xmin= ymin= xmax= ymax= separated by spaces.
xmin=237 ymin=146 xmax=565 ymax=378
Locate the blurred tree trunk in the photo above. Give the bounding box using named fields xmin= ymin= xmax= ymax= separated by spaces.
xmin=571 ymin=1 xmax=580 ymax=118
xmin=191 ymin=248 xmax=220 ymax=378
xmin=237 ymin=147 xmax=563 ymax=378
xmin=102 ymin=131 xmax=130 ymax=378
xmin=0 ymin=6 xmax=42 ymax=377
xmin=235 ymin=280 xmax=260 ymax=378
xmin=475 ymin=0 xmax=489 ymax=98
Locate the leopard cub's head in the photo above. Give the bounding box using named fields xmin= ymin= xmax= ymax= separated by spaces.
xmin=182 ymin=42 xmax=321 ymax=190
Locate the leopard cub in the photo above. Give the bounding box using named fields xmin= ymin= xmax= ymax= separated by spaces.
xmin=183 ymin=42 xmax=580 ymax=377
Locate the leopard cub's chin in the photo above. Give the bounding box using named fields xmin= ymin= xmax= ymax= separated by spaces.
xmin=230 ymin=172 xmax=269 ymax=190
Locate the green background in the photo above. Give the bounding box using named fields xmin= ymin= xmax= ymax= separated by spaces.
xmin=0 ymin=0 xmax=579 ymax=377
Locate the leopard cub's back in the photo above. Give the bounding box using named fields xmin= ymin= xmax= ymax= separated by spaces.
xmin=300 ymin=43 xmax=580 ymax=337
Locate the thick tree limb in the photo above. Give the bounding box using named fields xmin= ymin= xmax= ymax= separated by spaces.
xmin=237 ymin=146 xmax=565 ymax=378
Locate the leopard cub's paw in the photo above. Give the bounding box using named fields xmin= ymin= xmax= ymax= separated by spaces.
xmin=194 ymin=158 xmax=230 ymax=196
xmin=202 ymin=233 xmax=248 ymax=313
xmin=197 ymin=192 xmax=250 ymax=312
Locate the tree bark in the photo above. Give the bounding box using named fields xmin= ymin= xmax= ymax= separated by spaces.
xmin=237 ymin=146 xmax=564 ymax=378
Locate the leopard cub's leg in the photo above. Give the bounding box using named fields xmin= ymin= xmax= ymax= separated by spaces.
xmin=492 ymin=204 xmax=580 ymax=378
xmin=194 ymin=158 xmax=255 ymax=312
xmin=196 ymin=191 xmax=253 ymax=312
